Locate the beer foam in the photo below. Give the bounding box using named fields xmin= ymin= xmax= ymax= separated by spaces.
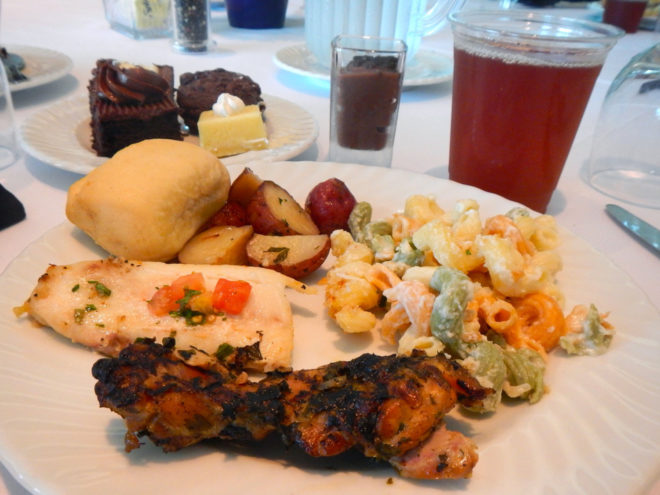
xmin=454 ymin=36 xmax=603 ymax=69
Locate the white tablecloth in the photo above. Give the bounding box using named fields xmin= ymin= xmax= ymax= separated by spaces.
xmin=1 ymin=0 xmax=659 ymax=493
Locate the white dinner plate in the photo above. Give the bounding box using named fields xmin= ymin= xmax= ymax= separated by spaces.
xmin=1 ymin=162 xmax=659 ymax=495
xmin=18 ymin=94 xmax=318 ymax=175
xmin=4 ymin=45 xmax=73 ymax=93
xmin=274 ymin=44 xmax=453 ymax=87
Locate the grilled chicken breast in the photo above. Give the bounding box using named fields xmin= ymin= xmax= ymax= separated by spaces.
xmin=17 ymin=258 xmax=310 ymax=371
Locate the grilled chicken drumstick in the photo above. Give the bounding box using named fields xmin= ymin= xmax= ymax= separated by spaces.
xmin=93 ymin=340 xmax=491 ymax=479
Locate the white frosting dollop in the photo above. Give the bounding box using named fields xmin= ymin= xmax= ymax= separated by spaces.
xmin=212 ymin=93 xmax=245 ymax=117
xmin=115 ymin=61 xmax=159 ymax=73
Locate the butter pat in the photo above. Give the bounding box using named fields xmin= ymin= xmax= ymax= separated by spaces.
xmin=198 ymin=100 xmax=268 ymax=158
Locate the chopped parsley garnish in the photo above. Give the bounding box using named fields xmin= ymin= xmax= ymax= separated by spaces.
xmin=170 ymin=288 xmax=206 ymax=326
xmin=71 ymin=284 xmax=80 ymax=292
xmin=215 ymin=343 xmax=235 ymax=361
xmin=73 ymin=304 xmax=97 ymax=324
xmin=267 ymin=246 xmax=289 ymax=263
xmin=88 ymin=280 xmax=111 ymax=297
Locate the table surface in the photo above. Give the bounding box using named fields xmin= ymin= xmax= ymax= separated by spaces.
xmin=1 ymin=0 xmax=659 ymax=494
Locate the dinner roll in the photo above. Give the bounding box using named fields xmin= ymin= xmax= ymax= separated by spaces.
xmin=66 ymin=139 xmax=230 ymax=261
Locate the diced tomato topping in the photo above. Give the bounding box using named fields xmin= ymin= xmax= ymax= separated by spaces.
xmin=148 ymin=272 xmax=206 ymax=316
xmin=212 ymin=278 xmax=251 ymax=315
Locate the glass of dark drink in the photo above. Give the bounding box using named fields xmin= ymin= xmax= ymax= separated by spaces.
xmin=329 ymin=35 xmax=406 ymax=168
xmin=447 ymin=11 xmax=623 ymax=212
xmin=603 ymin=0 xmax=649 ymax=33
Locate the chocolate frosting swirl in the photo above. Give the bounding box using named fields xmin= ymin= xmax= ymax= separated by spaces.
xmin=96 ymin=61 xmax=169 ymax=104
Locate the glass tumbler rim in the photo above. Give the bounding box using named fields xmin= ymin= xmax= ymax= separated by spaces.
xmin=448 ymin=10 xmax=624 ymax=46
xmin=331 ymin=34 xmax=408 ymax=55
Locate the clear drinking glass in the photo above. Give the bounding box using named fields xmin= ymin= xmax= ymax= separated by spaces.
xmin=329 ymin=35 xmax=407 ymax=168
xmin=588 ymin=42 xmax=660 ymax=209
xmin=0 ymin=62 xmax=19 ymax=170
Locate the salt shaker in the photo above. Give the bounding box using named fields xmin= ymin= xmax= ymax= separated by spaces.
xmin=172 ymin=0 xmax=211 ymax=52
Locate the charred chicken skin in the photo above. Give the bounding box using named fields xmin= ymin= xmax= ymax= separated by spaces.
xmin=92 ymin=340 xmax=491 ymax=479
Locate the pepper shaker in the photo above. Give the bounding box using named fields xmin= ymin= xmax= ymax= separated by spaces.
xmin=171 ymin=0 xmax=211 ymax=52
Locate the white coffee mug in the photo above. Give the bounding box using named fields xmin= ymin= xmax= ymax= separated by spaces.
xmin=305 ymin=0 xmax=464 ymax=68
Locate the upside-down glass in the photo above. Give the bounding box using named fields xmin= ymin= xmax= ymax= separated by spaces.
xmin=329 ymin=35 xmax=406 ymax=168
xmin=448 ymin=11 xmax=623 ymax=212
xmin=588 ymin=42 xmax=660 ymax=208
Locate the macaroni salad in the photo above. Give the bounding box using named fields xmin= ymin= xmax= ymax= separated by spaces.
xmin=322 ymin=196 xmax=614 ymax=413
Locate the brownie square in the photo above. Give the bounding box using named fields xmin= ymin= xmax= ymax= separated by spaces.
xmin=89 ymin=59 xmax=182 ymax=157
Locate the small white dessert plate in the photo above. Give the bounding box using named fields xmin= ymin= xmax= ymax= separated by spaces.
xmin=274 ymin=43 xmax=453 ymax=87
xmin=18 ymin=93 xmax=319 ymax=175
xmin=5 ymin=45 xmax=73 ymax=93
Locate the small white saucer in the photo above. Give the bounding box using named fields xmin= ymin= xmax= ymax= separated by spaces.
xmin=274 ymin=43 xmax=453 ymax=88
xmin=6 ymin=45 xmax=73 ymax=93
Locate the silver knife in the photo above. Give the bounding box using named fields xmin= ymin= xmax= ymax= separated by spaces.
xmin=606 ymin=204 xmax=660 ymax=255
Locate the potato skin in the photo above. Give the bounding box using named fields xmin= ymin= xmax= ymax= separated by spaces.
xmin=178 ymin=225 xmax=253 ymax=265
xmin=305 ymin=178 xmax=357 ymax=234
xmin=202 ymin=201 xmax=248 ymax=230
xmin=246 ymin=234 xmax=330 ymax=279
xmin=228 ymin=167 xmax=263 ymax=207
xmin=247 ymin=180 xmax=320 ymax=236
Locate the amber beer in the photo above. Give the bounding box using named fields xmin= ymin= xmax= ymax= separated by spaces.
xmin=447 ymin=12 xmax=623 ymax=212
xmin=449 ymin=49 xmax=602 ymax=212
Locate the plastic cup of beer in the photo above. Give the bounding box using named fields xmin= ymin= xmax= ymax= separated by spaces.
xmin=329 ymin=35 xmax=407 ymax=168
xmin=447 ymin=11 xmax=623 ymax=212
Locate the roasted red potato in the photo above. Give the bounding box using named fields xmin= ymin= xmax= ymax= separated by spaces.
xmin=246 ymin=233 xmax=330 ymax=279
xmin=201 ymin=201 xmax=248 ymax=230
xmin=228 ymin=167 xmax=263 ymax=207
xmin=178 ymin=225 xmax=254 ymax=265
xmin=247 ymin=180 xmax=320 ymax=236
xmin=305 ymin=177 xmax=357 ymax=234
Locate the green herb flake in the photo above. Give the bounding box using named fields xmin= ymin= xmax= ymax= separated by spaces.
xmin=88 ymin=280 xmax=112 ymax=297
xmin=267 ymin=246 xmax=289 ymax=263
xmin=71 ymin=284 xmax=80 ymax=292
xmin=215 ymin=343 xmax=235 ymax=361
xmin=169 ymin=288 xmax=206 ymax=326
xmin=73 ymin=304 xmax=97 ymax=324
